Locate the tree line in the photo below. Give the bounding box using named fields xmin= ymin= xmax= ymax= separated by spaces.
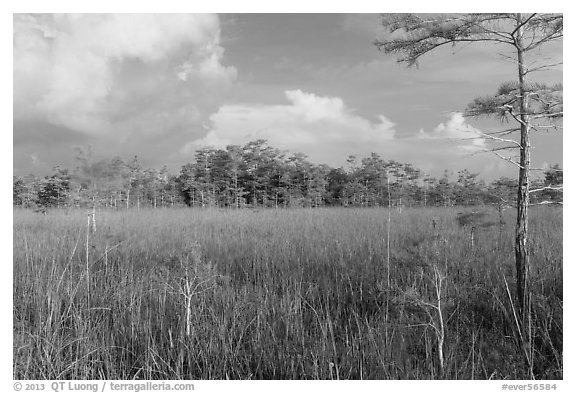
xmin=13 ymin=139 xmax=563 ymax=210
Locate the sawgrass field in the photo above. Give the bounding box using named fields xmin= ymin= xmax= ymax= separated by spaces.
xmin=13 ymin=206 xmax=562 ymax=379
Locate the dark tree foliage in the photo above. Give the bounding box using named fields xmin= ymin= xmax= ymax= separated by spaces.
xmin=14 ymin=140 xmax=562 ymax=211
xmin=36 ymin=167 xmax=71 ymax=208
xmin=544 ymin=164 xmax=563 ymax=185
xmin=326 ymin=168 xmax=349 ymax=205
xmin=13 ymin=176 xmax=26 ymax=206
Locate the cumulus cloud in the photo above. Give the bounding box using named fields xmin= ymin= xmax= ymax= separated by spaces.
xmin=184 ymin=92 xmax=494 ymax=174
xmin=418 ymin=112 xmax=486 ymax=152
xmin=186 ymin=90 xmax=396 ymax=164
xmin=13 ymin=14 xmax=237 ymax=135
xmin=176 ymin=45 xmax=238 ymax=84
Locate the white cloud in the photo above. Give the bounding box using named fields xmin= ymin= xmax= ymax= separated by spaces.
xmin=185 ymin=90 xmax=396 ymax=164
xmin=176 ymin=45 xmax=237 ymax=84
xmin=184 ymin=92 xmax=495 ymax=173
xmin=418 ymin=112 xmax=486 ymax=152
xmin=14 ymin=14 xmax=237 ymax=134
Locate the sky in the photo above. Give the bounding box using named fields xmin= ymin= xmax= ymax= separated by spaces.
xmin=12 ymin=13 xmax=563 ymax=180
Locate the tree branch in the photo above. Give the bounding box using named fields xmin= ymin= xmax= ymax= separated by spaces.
xmin=525 ymin=61 xmax=563 ymax=75
xmin=510 ymin=13 xmax=537 ymax=38
xmin=488 ymin=150 xmax=525 ymax=169
xmin=475 ymin=131 xmax=523 ymax=149
xmin=526 ymin=30 xmax=563 ymax=51
xmin=529 ymin=201 xmax=563 ymax=206
xmin=528 ymin=185 xmax=563 ymax=193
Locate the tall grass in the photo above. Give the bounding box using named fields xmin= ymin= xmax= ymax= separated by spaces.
xmin=13 ymin=206 xmax=562 ymax=379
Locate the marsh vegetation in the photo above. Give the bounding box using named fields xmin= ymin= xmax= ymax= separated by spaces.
xmin=13 ymin=206 xmax=562 ymax=379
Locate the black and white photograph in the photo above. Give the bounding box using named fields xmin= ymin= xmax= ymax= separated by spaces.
xmin=11 ymin=4 xmax=564 ymax=386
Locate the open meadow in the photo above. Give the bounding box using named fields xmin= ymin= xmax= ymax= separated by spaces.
xmin=13 ymin=206 xmax=562 ymax=380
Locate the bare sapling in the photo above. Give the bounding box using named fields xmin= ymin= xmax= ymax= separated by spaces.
xmin=90 ymin=205 xmax=96 ymax=232
xmin=161 ymin=246 xmax=218 ymax=338
xmin=402 ymin=264 xmax=448 ymax=377
xmin=427 ymin=264 xmax=447 ymax=376
xmin=85 ymin=205 xmax=97 ymax=307
xmin=85 ymin=210 xmax=91 ymax=307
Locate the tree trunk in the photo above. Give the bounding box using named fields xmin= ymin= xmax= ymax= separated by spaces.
xmin=234 ymin=173 xmax=239 ymax=208
xmin=423 ymin=188 xmax=427 ymax=207
xmin=515 ymin=13 xmax=531 ymax=320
